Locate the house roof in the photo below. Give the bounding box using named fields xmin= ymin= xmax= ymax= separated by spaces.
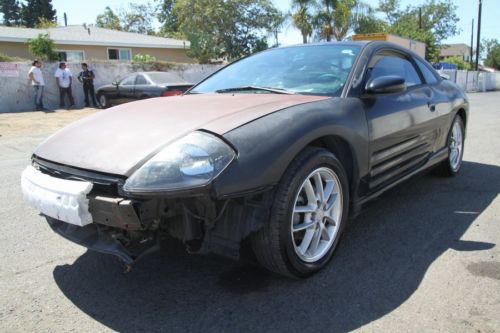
xmin=0 ymin=25 xmax=189 ymax=49
xmin=440 ymin=43 xmax=471 ymax=57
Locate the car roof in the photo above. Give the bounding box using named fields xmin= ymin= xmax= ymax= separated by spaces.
xmin=275 ymin=40 xmax=424 ymax=61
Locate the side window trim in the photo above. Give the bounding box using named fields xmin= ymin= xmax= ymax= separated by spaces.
xmin=415 ymin=58 xmax=440 ymax=85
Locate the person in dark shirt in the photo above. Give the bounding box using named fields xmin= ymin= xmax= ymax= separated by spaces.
xmin=77 ymin=63 xmax=98 ymax=107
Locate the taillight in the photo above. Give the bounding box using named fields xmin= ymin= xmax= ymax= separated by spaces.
xmin=162 ymin=90 xmax=183 ymax=97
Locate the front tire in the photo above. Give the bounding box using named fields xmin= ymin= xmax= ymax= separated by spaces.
xmin=436 ymin=115 xmax=465 ymax=176
xmin=251 ymin=147 xmax=349 ymax=278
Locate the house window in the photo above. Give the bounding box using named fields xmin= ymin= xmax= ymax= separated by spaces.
xmin=57 ymin=50 xmax=85 ymax=62
xmin=108 ymin=48 xmax=132 ymax=60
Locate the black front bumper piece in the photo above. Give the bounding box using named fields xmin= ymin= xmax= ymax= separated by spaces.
xmin=46 ymin=217 xmax=157 ymax=265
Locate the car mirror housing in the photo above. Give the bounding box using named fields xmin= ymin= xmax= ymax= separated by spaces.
xmin=365 ymin=75 xmax=407 ymax=94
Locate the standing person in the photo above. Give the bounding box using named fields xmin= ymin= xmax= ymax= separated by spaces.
xmin=54 ymin=62 xmax=75 ymax=108
xmin=28 ymin=60 xmax=46 ymax=111
xmin=77 ymin=63 xmax=98 ymax=107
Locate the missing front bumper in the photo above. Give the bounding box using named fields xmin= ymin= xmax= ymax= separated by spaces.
xmin=46 ymin=217 xmax=158 ymax=265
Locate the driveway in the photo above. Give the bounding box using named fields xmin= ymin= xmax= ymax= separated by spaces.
xmin=0 ymin=94 xmax=499 ymax=332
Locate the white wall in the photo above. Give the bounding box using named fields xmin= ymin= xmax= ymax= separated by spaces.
xmin=438 ymin=70 xmax=500 ymax=92
xmin=0 ymin=62 xmax=222 ymax=113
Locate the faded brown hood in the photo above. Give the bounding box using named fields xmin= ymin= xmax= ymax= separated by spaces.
xmin=35 ymin=94 xmax=328 ymax=176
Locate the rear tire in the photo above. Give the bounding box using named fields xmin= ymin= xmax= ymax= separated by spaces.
xmin=98 ymin=94 xmax=108 ymax=109
xmin=435 ymin=115 xmax=465 ymax=176
xmin=251 ymin=147 xmax=349 ymax=278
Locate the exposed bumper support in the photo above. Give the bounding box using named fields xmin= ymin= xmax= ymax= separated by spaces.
xmin=46 ymin=217 xmax=157 ymax=265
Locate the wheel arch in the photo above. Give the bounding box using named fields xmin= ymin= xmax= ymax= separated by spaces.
xmin=306 ymin=135 xmax=356 ymax=191
xmin=456 ymin=108 xmax=467 ymax=128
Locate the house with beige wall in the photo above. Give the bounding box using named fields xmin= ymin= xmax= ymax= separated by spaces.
xmin=439 ymin=43 xmax=472 ymax=62
xmin=0 ymin=25 xmax=194 ymax=63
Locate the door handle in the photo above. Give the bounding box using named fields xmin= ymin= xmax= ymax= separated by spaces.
xmin=427 ymin=102 xmax=436 ymax=112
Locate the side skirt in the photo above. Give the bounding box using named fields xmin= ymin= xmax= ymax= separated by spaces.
xmin=350 ymin=147 xmax=448 ymax=217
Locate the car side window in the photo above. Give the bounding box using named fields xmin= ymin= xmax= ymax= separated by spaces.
xmin=368 ymin=54 xmax=422 ymax=87
xmin=120 ymin=75 xmax=136 ymax=86
xmin=135 ymin=75 xmax=149 ymax=85
xmin=415 ymin=59 xmax=438 ymax=84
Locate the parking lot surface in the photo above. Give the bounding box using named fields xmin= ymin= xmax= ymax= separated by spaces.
xmin=0 ymin=94 xmax=499 ymax=333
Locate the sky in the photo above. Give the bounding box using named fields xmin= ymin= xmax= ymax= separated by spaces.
xmin=51 ymin=0 xmax=499 ymax=47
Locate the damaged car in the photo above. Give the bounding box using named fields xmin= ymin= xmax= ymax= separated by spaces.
xmin=21 ymin=41 xmax=468 ymax=278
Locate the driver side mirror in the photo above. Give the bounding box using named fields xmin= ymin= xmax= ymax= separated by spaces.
xmin=365 ymin=75 xmax=406 ymax=94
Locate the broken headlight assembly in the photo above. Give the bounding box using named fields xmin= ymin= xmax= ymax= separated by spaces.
xmin=123 ymin=131 xmax=236 ymax=194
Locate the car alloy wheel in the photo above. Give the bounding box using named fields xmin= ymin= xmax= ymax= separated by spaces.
xmin=436 ymin=115 xmax=465 ymax=176
xmin=251 ymin=147 xmax=349 ymax=278
xmin=449 ymin=118 xmax=464 ymax=172
xmin=291 ymin=167 xmax=343 ymax=263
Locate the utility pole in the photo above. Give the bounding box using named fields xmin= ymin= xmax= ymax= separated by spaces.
xmin=470 ymin=19 xmax=474 ymax=67
xmin=63 ymin=13 xmax=67 ymax=26
xmin=419 ymin=7 xmax=422 ymax=29
xmin=475 ymin=0 xmax=482 ymax=71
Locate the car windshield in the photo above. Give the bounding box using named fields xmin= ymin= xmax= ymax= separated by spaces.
xmin=191 ymin=44 xmax=360 ymax=96
xmin=147 ymin=72 xmax=186 ymax=85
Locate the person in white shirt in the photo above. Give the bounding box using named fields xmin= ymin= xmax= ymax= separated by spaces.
xmin=28 ymin=59 xmax=46 ymax=111
xmin=54 ymin=62 xmax=75 ymax=108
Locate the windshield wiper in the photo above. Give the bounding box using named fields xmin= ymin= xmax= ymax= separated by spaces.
xmin=216 ymin=86 xmax=296 ymax=95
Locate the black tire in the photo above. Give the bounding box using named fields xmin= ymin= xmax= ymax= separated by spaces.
xmin=251 ymin=147 xmax=349 ymax=278
xmin=435 ymin=115 xmax=465 ymax=177
xmin=98 ymin=94 xmax=108 ymax=109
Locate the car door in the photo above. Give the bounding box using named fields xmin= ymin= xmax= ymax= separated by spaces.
xmin=117 ymin=74 xmax=136 ymax=104
xmin=133 ymin=74 xmax=152 ymax=99
xmin=361 ymin=49 xmax=441 ymax=190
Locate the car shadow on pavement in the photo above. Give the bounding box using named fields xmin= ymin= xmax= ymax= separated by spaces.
xmin=53 ymin=161 xmax=498 ymax=332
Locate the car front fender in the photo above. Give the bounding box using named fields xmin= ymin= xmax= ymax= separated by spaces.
xmin=213 ymin=97 xmax=369 ymax=199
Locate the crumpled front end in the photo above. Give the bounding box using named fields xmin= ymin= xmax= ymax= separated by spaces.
xmin=21 ymin=156 xmax=272 ymax=266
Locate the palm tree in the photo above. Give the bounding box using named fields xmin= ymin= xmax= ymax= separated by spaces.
xmin=314 ymin=0 xmax=358 ymax=41
xmin=291 ymin=0 xmax=315 ymax=43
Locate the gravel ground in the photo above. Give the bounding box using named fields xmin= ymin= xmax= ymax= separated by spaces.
xmin=0 ymin=94 xmax=499 ymax=333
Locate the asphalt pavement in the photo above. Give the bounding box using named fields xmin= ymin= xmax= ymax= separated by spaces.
xmin=0 ymin=94 xmax=499 ymax=333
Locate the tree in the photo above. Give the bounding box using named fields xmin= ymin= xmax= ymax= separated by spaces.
xmin=158 ymin=0 xmax=178 ymax=35
xmin=268 ymin=7 xmax=286 ymax=47
xmin=21 ymin=0 xmax=56 ymax=28
xmin=442 ymin=56 xmax=471 ymax=70
xmin=353 ymin=3 xmax=388 ymax=34
xmin=0 ymin=0 xmax=21 ymax=26
xmin=27 ymin=33 xmax=58 ymax=60
xmin=483 ymin=39 xmax=500 ymax=70
xmin=354 ymin=14 xmax=387 ymax=34
xmin=378 ymin=0 xmax=400 ymax=24
xmin=313 ymin=0 xmax=357 ymax=41
xmin=96 ymin=3 xmax=156 ymax=35
xmin=119 ymin=2 xmax=156 ymax=35
xmin=174 ymin=0 xmax=283 ymax=63
xmin=96 ymin=6 xmax=122 ymax=30
xmin=388 ymin=13 xmax=439 ymax=61
xmin=36 ymin=17 xmax=57 ymax=28
xmin=378 ymin=0 xmax=459 ymax=44
xmin=375 ymin=0 xmax=459 ymax=61
xmin=291 ymin=0 xmax=315 ymax=44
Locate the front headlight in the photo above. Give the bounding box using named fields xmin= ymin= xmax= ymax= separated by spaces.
xmin=123 ymin=131 xmax=236 ymax=193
